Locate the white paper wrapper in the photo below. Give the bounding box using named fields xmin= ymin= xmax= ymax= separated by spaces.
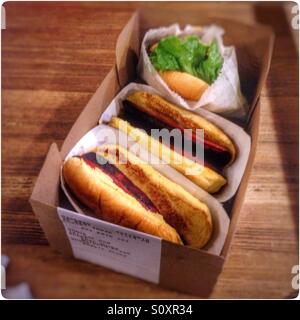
xmin=137 ymin=24 xmax=247 ymax=117
xmin=99 ymin=82 xmax=251 ymax=202
xmin=61 ymin=124 xmax=229 ymax=255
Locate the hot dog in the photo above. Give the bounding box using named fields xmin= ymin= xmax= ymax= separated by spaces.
xmin=63 ymin=145 xmax=213 ymax=248
xmin=63 ymin=152 xmax=182 ymax=245
xmin=109 ymin=117 xmax=226 ymax=194
xmin=107 ymin=91 xmax=237 ymax=193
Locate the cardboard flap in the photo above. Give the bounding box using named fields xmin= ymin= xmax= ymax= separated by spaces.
xmin=115 ymin=11 xmax=140 ymax=87
xmin=30 ymin=143 xmax=62 ymax=207
xmin=30 ymin=201 xmax=73 ymax=256
xmin=60 ymin=67 xmax=120 ymax=159
xmin=221 ymin=100 xmax=262 ymax=257
xmin=246 ymin=32 xmax=275 ymax=123
xmin=160 ymin=240 xmax=224 ymax=296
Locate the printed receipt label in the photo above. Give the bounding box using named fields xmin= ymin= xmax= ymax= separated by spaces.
xmin=57 ymin=208 xmax=162 ymax=283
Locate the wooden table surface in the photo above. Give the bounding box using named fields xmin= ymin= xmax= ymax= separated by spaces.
xmin=2 ymin=2 xmax=299 ymax=299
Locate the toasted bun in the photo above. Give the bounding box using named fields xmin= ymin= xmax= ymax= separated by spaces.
xmin=126 ymin=91 xmax=237 ymax=163
xmin=97 ymin=145 xmax=213 ymax=249
xmin=149 ymin=41 xmax=209 ymax=101
xmin=160 ymin=71 xmax=209 ymax=101
xmin=62 ymin=157 xmax=183 ymax=245
xmin=109 ymin=116 xmax=226 ymax=193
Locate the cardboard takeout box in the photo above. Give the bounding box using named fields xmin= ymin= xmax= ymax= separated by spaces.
xmin=30 ymin=9 xmax=274 ymax=297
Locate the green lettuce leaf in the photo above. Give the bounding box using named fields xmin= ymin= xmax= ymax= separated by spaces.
xmin=149 ymin=35 xmax=223 ymax=85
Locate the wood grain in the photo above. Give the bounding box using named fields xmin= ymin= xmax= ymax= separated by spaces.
xmin=2 ymin=2 xmax=298 ymax=299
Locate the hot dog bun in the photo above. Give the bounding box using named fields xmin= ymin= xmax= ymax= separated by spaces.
xmin=109 ymin=116 xmax=227 ymax=193
xmin=63 ymin=156 xmax=183 ymax=245
xmin=159 ymin=71 xmax=209 ymax=101
xmin=126 ymin=91 xmax=237 ymax=164
xmin=96 ymin=144 xmax=213 ymax=249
